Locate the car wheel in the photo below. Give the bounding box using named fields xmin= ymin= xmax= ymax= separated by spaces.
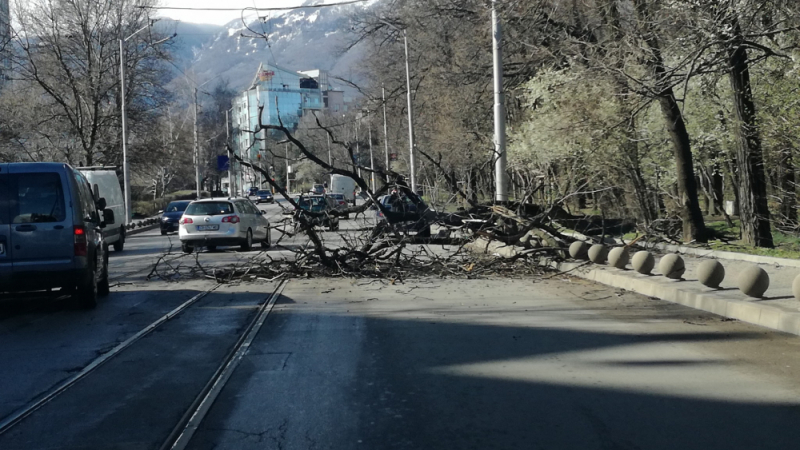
xmin=113 ymin=229 xmax=125 ymax=251
xmin=207 ymin=245 xmax=217 ymax=252
xmin=161 ymin=229 xmax=167 ymax=236
xmin=241 ymin=229 xmax=253 ymax=251
xmin=76 ymin=262 xmax=98 ymax=309
xmin=417 ymin=226 xmax=432 ymax=238
xmin=182 ymin=242 xmax=194 ymax=254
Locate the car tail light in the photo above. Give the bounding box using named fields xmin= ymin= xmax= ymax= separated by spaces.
xmin=180 ymin=217 xmax=193 ymax=225
xmin=222 ymin=215 xmax=240 ymax=224
xmin=74 ymin=226 xmax=87 ymax=256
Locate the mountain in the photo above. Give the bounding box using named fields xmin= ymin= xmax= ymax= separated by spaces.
xmin=165 ymin=0 xmax=378 ymax=98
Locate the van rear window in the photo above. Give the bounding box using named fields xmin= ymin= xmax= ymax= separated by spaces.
xmin=14 ymin=173 xmax=66 ymax=223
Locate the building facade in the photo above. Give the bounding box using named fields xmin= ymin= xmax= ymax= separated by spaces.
xmin=227 ymin=63 xmax=344 ymax=194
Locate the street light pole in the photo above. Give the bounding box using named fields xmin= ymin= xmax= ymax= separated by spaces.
xmin=382 ymin=86 xmax=390 ymax=182
xmin=119 ymin=22 xmax=152 ymax=224
xmin=403 ymin=29 xmax=417 ymax=193
xmin=368 ymin=117 xmax=375 ymax=192
xmin=194 ymin=87 xmax=201 ymax=199
xmin=492 ymin=0 xmax=508 ymax=202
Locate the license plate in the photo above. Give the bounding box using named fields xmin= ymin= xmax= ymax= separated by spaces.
xmin=197 ymin=225 xmax=219 ymax=231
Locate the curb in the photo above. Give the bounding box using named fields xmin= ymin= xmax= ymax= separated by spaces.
xmin=465 ymin=238 xmax=800 ymax=337
xmin=549 ymin=261 xmax=800 ymax=336
xmin=127 ymin=224 xmax=159 ymax=236
xmin=561 ymin=230 xmax=800 ymax=268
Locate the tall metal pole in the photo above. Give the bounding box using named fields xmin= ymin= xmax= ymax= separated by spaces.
xmin=327 ymin=132 xmax=332 ymax=187
xmin=368 ymin=118 xmax=375 ymax=192
xmin=226 ymin=109 xmax=234 ymax=196
xmin=382 ymin=86 xmax=390 ymax=182
xmin=285 ymin=143 xmax=290 ymax=194
xmin=194 ymin=87 xmax=201 ymax=199
xmin=403 ymin=30 xmax=416 ymax=193
xmin=119 ymin=39 xmax=131 ymax=224
xmin=355 ymin=116 xmax=361 ymax=179
xmin=492 ymin=0 xmax=508 ymax=202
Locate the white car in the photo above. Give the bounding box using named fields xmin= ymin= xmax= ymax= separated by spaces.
xmin=179 ymin=198 xmax=271 ymax=253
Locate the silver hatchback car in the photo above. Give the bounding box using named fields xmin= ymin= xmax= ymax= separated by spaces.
xmin=179 ymin=198 xmax=270 ymax=253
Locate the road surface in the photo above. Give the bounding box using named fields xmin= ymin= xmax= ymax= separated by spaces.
xmin=1 ymin=205 xmax=800 ymax=449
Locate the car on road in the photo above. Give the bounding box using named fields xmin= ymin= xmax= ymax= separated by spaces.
xmin=376 ymin=192 xmax=432 ymax=237
xmin=159 ymin=200 xmax=191 ymax=235
xmin=0 ymin=163 xmax=115 ymax=308
xmin=296 ymin=195 xmax=340 ymax=230
xmin=255 ymin=189 xmax=274 ymax=204
xmin=309 ymin=184 xmax=325 ymax=195
xmin=326 ymin=193 xmax=349 ymax=219
xmin=80 ymin=167 xmax=127 ymax=252
xmin=179 ymin=198 xmax=270 ymax=253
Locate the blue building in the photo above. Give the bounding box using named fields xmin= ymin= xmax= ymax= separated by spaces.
xmin=229 ymin=63 xmax=326 ymax=194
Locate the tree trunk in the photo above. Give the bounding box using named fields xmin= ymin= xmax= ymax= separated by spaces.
xmin=727 ymin=30 xmax=774 ymax=247
xmin=779 ymin=145 xmax=796 ymax=228
xmin=633 ymin=0 xmax=706 ymax=243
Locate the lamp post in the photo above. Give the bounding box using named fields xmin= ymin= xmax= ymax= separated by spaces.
xmin=382 ymin=86 xmax=390 ymax=183
xmin=379 ymin=19 xmax=416 ymax=192
xmin=119 ymin=21 xmax=156 ymax=224
xmin=491 ymin=0 xmax=508 ymax=202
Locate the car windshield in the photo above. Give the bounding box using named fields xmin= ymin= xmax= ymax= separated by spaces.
xmin=258 ymin=190 xmax=271 ymax=195
xmin=331 ymin=194 xmax=344 ymax=200
xmin=166 ymin=202 xmax=188 ymax=213
xmin=185 ymin=201 xmax=234 ymax=216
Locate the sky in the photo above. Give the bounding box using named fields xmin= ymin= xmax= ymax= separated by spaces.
xmin=157 ymin=1 xmax=332 ymax=26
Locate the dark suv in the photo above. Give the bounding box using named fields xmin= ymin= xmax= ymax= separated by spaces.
xmin=0 ymin=163 xmax=115 ymax=308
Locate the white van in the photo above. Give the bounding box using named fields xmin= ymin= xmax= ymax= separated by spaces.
xmin=329 ymin=174 xmax=356 ymax=205
xmin=80 ymin=167 xmax=126 ymax=251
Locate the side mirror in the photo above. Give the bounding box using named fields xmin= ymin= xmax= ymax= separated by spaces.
xmin=103 ymin=208 xmax=115 ymax=226
xmin=96 ymin=197 xmax=107 ymax=210
xmin=93 ymin=184 xmax=100 ymax=199
xmin=158 ymin=210 xmax=164 ymax=214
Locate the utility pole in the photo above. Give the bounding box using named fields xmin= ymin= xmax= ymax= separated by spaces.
xmin=285 ymin=143 xmax=291 ymax=194
xmin=382 ymin=86 xmax=390 ymax=182
xmin=355 ymin=115 xmax=362 ymax=179
xmin=368 ymin=117 xmax=375 ymax=192
xmin=403 ymin=29 xmax=417 ymax=193
xmin=119 ymin=38 xmax=131 ymax=223
xmin=226 ymin=108 xmax=234 ymax=196
xmin=492 ymin=0 xmax=508 ymax=202
xmin=194 ymin=87 xmax=201 ymax=199
xmin=327 ymin=132 xmax=332 ymax=187
xmin=119 ymin=21 xmax=171 ymax=222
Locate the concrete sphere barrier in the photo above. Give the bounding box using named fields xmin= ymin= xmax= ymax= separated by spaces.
xmin=569 ymin=241 xmax=589 ymax=260
xmin=631 ymin=251 xmax=655 ymax=275
xmin=697 ymin=260 xmax=725 ymax=288
xmin=658 ymin=254 xmax=685 ymax=280
xmin=737 ymin=265 xmax=769 ymax=298
xmin=792 ymin=274 xmax=800 ymax=301
xmin=608 ymin=247 xmax=630 ymax=269
xmin=588 ymin=244 xmax=608 ymax=264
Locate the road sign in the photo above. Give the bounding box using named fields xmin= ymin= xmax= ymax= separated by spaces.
xmin=217 ymin=155 xmax=229 ymax=171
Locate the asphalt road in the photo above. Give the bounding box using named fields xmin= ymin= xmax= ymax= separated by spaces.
xmin=2 ymin=202 xmax=800 ymax=449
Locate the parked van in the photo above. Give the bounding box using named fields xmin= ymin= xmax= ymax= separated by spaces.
xmin=0 ymin=163 xmax=115 ymax=308
xmin=80 ymin=167 xmax=126 ymax=251
xmin=329 ymin=174 xmax=356 ymax=205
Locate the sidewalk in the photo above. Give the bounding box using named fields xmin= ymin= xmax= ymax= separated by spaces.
xmin=467 ymin=238 xmax=800 ymax=336
xmin=552 ymin=256 xmax=800 ymax=336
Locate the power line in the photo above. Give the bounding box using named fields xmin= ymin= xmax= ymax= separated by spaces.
xmin=140 ymin=0 xmax=369 ymax=12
